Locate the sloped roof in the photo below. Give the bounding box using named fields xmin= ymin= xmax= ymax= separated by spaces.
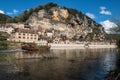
xmin=16 ymin=29 xmax=37 ymax=34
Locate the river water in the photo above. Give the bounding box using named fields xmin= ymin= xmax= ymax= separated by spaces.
xmin=0 ymin=48 xmax=119 ymax=80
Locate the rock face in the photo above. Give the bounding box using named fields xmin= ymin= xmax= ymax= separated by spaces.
xmin=25 ymin=3 xmax=106 ymax=42
xmin=52 ymin=8 xmax=69 ymax=21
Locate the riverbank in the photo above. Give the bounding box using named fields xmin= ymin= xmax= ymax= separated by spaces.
xmin=49 ymin=43 xmax=117 ymax=49
xmin=0 ymin=40 xmax=21 ymax=50
xmin=0 ymin=41 xmax=117 ymax=50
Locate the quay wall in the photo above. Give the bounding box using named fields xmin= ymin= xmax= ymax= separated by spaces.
xmin=49 ymin=43 xmax=117 ymax=49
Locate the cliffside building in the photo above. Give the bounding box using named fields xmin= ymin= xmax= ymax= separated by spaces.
xmin=9 ymin=29 xmax=38 ymax=43
xmin=0 ymin=24 xmax=14 ymax=34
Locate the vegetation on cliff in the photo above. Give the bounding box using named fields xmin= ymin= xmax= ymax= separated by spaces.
xmin=8 ymin=3 xmax=58 ymax=23
xmin=0 ymin=13 xmax=11 ymax=24
xmin=108 ymin=19 xmax=120 ymax=48
xmin=10 ymin=2 xmax=100 ymax=25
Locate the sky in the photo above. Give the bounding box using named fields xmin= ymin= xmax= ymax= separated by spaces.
xmin=0 ymin=0 xmax=120 ymax=32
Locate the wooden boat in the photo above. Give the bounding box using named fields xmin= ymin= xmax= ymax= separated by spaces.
xmin=21 ymin=44 xmax=50 ymax=51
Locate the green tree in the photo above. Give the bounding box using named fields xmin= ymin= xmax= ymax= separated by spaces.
xmin=109 ymin=19 xmax=120 ymax=33
xmin=0 ymin=13 xmax=11 ymax=23
xmin=109 ymin=19 xmax=120 ymax=48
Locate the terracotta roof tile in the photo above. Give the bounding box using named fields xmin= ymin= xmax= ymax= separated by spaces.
xmin=16 ymin=29 xmax=37 ymax=34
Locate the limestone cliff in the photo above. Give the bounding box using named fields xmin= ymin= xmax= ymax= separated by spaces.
xmin=24 ymin=3 xmax=106 ymax=41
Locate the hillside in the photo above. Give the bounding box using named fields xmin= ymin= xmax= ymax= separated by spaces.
xmin=12 ymin=2 xmax=106 ymax=41
xmin=15 ymin=2 xmax=100 ymax=25
xmin=0 ymin=13 xmax=11 ymax=24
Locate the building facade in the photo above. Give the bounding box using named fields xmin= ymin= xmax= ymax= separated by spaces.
xmin=10 ymin=29 xmax=38 ymax=43
xmin=0 ymin=25 xmax=14 ymax=34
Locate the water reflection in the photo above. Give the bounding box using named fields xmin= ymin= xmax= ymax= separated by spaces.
xmin=0 ymin=48 xmax=118 ymax=80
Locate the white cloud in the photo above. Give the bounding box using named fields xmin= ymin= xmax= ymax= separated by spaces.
xmin=6 ymin=9 xmax=19 ymax=15
xmin=100 ymin=20 xmax=117 ymax=33
xmin=0 ymin=10 xmax=4 ymax=14
xmin=100 ymin=6 xmax=112 ymax=15
xmin=86 ymin=12 xmax=95 ymax=19
xmin=100 ymin=10 xmax=111 ymax=15
xmin=100 ymin=6 xmax=106 ymax=10
xmin=13 ymin=9 xmax=18 ymax=13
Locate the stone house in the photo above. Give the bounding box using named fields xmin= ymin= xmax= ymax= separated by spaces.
xmin=0 ymin=24 xmax=14 ymax=34
xmin=9 ymin=29 xmax=38 ymax=43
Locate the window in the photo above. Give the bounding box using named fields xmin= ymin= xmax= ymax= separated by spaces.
xmin=18 ymin=36 xmax=21 ymax=38
xmin=23 ymin=33 xmax=25 ymax=35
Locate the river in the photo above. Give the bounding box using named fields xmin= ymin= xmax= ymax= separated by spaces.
xmin=0 ymin=48 xmax=119 ymax=80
